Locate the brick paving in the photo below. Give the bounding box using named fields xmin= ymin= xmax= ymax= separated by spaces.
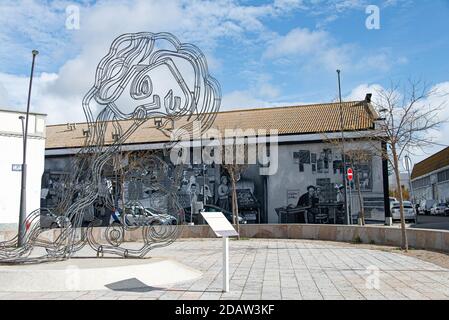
xmin=1 ymin=238 xmax=449 ymax=300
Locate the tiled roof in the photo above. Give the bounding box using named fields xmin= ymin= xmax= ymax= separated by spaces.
xmin=45 ymin=100 xmax=377 ymax=149
xmin=411 ymin=147 xmax=449 ymax=179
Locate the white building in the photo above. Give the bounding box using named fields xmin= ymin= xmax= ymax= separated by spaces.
xmin=411 ymin=147 xmax=449 ymax=203
xmin=0 ymin=109 xmax=46 ymax=230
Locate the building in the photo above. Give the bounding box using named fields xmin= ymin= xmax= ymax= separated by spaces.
xmin=411 ymin=147 xmax=449 ymax=203
xmin=0 ymin=109 xmax=47 ymax=229
xmin=43 ymin=96 xmax=390 ymax=224
xmin=389 ymin=172 xmax=411 ymax=197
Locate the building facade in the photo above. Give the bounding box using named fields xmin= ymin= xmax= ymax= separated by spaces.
xmin=0 ymin=109 xmax=46 ymax=229
xmin=411 ymin=147 xmax=449 ymax=203
xmin=43 ymin=98 xmax=390 ymax=225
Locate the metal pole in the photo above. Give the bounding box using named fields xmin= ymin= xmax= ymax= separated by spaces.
xmin=349 ymin=180 xmax=353 ymax=224
xmin=405 ymin=154 xmax=417 ymax=224
xmin=203 ymin=163 xmax=207 ymax=207
xmin=223 ymin=236 xmax=229 ymax=292
xmin=19 ymin=116 xmax=25 ymax=147
xmin=337 ymin=70 xmax=350 ymax=224
xmin=17 ymin=49 xmax=38 ymax=247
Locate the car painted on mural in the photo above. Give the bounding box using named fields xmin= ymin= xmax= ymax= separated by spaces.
xmin=123 ymin=205 xmax=177 ymax=226
xmin=39 ymin=209 xmax=72 ymax=229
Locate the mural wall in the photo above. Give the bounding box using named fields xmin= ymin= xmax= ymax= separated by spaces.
xmin=266 ymin=141 xmax=386 ymax=223
xmin=42 ymin=140 xmax=386 ymax=225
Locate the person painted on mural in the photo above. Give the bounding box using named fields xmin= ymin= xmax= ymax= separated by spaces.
xmin=316 ymin=186 xmax=326 ymax=203
xmin=217 ymin=176 xmax=231 ymax=212
xmin=297 ymin=185 xmax=320 ymax=223
xmin=297 ymin=186 xmax=319 ymax=208
xmin=336 ymin=185 xmax=345 ymax=203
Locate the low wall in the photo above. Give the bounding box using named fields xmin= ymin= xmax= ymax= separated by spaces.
xmin=1 ymin=224 xmax=448 ymax=253
xmin=179 ymin=224 xmax=449 ymax=253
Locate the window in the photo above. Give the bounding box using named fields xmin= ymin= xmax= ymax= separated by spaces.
xmin=412 ymin=176 xmax=430 ymax=189
xmin=437 ymin=169 xmax=449 ymax=183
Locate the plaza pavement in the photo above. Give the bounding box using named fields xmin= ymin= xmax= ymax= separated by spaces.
xmin=1 ymin=238 xmax=449 ymax=300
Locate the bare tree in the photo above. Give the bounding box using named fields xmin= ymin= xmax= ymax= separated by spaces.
xmin=360 ymin=80 xmax=447 ymax=251
xmin=318 ymin=135 xmax=373 ymax=226
xmin=345 ymin=149 xmax=372 ymax=226
xmin=222 ymin=140 xmax=249 ymax=240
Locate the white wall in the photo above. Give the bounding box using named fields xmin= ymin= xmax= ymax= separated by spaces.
xmin=0 ymin=110 xmax=46 ymax=228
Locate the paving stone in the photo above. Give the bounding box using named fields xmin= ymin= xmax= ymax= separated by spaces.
xmin=2 ymin=239 xmax=449 ymax=300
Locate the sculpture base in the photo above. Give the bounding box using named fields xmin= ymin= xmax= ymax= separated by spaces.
xmin=0 ymin=258 xmax=201 ymax=292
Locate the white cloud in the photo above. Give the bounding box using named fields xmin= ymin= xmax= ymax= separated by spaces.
xmin=222 ymin=90 xmax=269 ymax=109
xmin=0 ymin=0 xmax=432 ymax=126
xmin=264 ymin=28 xmax=330 ymax=59
xmin=263 ymin=27 xmax=401 ymax=73
xmin=0 ymin=0 xmax=305 ymax=124
xmin=0 ymin=71 xmax=85 ymax=124
xmin=345 ymin=83 xmax=385 ymax=101
xmin=414 ymin=81 xmax=449 ymax=162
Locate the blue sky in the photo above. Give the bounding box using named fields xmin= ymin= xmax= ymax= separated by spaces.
xmin=0 ymin=0 xmax=448 ymax=162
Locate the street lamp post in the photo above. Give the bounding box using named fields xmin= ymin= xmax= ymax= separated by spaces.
xmin=337 ymin=70 xmax=350 ymax=225
xmin=404 ymin=154 xmax=417 ymax=224
xmin=17 ymin=50 xmax=39 ymax=247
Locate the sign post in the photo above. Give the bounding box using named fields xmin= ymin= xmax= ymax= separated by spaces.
xmin=223 ymin=236 xmax=229 ymax=292
xmin=201 ymin=211 xmax=238 ymax=293
xmin=347 ymin=168 xmax=353 ymax=224
xmin=347 ymin=168 xmax=353 ymax=182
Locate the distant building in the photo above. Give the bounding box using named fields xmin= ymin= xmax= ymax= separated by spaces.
xmin=411 ymin=147 xmax=449 ymax=203
xmin=0 ymin=109 xmax=46 ymax=229
xmin=389 ymin=172 xmax=411 ymax=196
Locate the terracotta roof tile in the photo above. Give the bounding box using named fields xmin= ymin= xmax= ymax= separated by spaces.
xmin=45 ymin=100 xmax=376 ymax=149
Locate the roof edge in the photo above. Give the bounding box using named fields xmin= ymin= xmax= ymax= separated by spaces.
xmin=45 ymin=100 xmax=368 ymax=128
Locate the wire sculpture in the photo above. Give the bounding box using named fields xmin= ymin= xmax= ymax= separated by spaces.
xmin=0 ymin=32 xmax=221 ymax=264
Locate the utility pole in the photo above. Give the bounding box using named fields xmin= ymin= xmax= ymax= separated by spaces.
xmin=17 ymin=49 xmax=39 ymax=247
xmin=337 ymin=70 xmax=350 ymax=225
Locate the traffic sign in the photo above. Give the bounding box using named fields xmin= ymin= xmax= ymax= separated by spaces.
xmin=347 ymin=168 xmax=354 ymax=181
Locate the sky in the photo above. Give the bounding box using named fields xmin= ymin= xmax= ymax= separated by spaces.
xmin=0 ymin=0 xmax=448 ymax=165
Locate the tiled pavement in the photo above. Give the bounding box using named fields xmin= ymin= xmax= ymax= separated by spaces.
xmin=1 ymin=238 xmax=449 ymax=300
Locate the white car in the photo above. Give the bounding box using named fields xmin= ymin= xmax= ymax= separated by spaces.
xmin=145 ymin=208 xmax=178 ymax=225
xmin=391 ymin=201 xmax=416 ymax=223
xmin=430 ymin=203 xmax=448 ymax=216
xmin=123 ymin=206 xmax=177 ymax=226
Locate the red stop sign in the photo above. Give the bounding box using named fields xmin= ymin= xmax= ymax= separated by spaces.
xmin=347 ymin=168 xmax=354 ymax=181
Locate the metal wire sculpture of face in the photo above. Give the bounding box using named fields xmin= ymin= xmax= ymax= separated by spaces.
xmin=0 ymin=32 xmax=221 ymax=264
xmin=83 ymin=32 xmax=221 ymax=139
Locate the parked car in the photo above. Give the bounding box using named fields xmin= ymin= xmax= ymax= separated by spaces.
xmin=391 ymin=201 xmax=416 ymax=223
xmin=40 ymin=210 xmax=69 ymax=229
xmin=389 ymin=197 xmax=397 ymax=209
xmin=418 ymin=199 xmax=437 ymax=215
xmin=430 ymin=203 xmax=448 ymax=216
xmin=182 ymin=204 xmax=247 ymax=225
